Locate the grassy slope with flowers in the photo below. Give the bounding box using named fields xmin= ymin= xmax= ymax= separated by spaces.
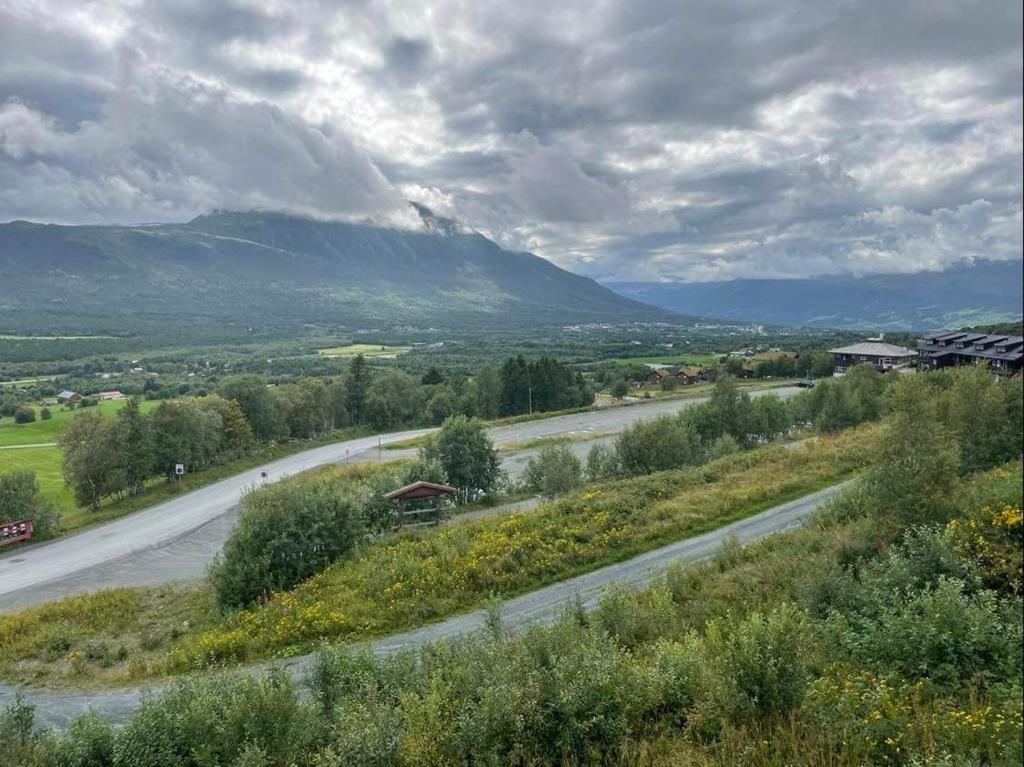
xmin=0 ymin=422 xmax=880 ymax=687
xmin=163 ymin=422 xmax=880 ymax=673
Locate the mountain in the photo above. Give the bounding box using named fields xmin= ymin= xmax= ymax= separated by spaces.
xmin=0 ymin=210 xmax=673 ymax=337
xmin=606 ymin=260 xmax=1023 ymax=331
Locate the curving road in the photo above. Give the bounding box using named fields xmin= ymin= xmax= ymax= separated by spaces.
xmin=0 ymin=479 xmax=847 ymax=728
xmin=0 ymin=386 xmax=800 ymax=611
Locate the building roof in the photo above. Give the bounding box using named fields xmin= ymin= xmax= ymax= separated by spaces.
xmin=384 ymin=481 xmax=457 ymax=501
xmin=57 ymin=390 xmax=79 ymax=399
xmin=829 ymin=342 xmax=917 ymax=357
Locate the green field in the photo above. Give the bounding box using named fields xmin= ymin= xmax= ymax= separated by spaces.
xmin=0 ymin=400 xmax=162 ymax=517
xmin=0 ymin=399 xmax=159 ymax=447
xmin=318 ymin=343 xmax=411 ymax=358
xmin=605 ymin=351 xmax=721 ymax=367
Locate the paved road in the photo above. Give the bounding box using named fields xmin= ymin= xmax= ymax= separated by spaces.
xmin=0 ymin=480 xmax=847 ymax=728
xmin=0 ymin=386 xmax=800 ymax=610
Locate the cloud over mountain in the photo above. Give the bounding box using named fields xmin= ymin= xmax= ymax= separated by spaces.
xmin=0 ymin=0 xmax=1020 ymax=280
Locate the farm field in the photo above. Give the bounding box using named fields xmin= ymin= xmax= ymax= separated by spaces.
xmin=318 ymin=342 xmax=411 ymax=358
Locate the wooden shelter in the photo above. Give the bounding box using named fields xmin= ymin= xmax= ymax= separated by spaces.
xmin=385 ymin=480 xmax=457 ymax=531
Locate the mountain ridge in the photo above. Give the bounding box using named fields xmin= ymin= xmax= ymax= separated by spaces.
xmin=606 ymin=259 xmax=1023 ymax=331
xmin=0 ymin=210 xmax=677 ymax=336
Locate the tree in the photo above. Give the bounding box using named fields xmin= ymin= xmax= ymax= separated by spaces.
xmin=0 ymin=470 xmax=58 ymax=537
xmin=426 ymin=385 xmax=458 ymax=425
xmin=209 ymin=481 xmax=364 ymax=609
xmin=870 ymin=376 xmax=959 ymax=525
xmin=523 ymin=444 xmax=583 ymax=499
xmin=749 ymin=394 xmax=792 ymax=442
xmin=420 ymin=416 xmax=500 ymax=503
xmin=499 ymin=355 xmax=532 ymax=415
xmin=611 ymin=379 xmax=629 ymax=399
xmin=117 ymin=398 xmax=153 ymax=496
xmin=58 ymin=412 xmax=127 ymax=510
xmin=944 ymin=366 xmax=1017 ymax=473
xmin=420 ymin=366 xmax=445 ymax=385
xmin=328 ymin=380 xmax=350 ymax=429
xmin=13 ymin=406 xmax=35 ymax=424
xmin=217 ymin=375 xmax=282 ymax=441
xmin=344 ymin=354 xmax=372 ymax=425
xmin=39 ymin=407 xmax=52 ymax=421
xmin=198 ymin=394 xmax=254 ymax=452
xmin=364 ymin=371 xmax=422 ymax=429
xmin=148 ymin=400 xmax=223 ymax=479
xmin=615 ymin=416 xmax=704 ymax=476
xmin=471 ymin=364 xmax=502 ymax=420
xmin=585 ymin=443 xmax=620 ymax=481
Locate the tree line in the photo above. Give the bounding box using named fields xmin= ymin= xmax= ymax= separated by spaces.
xmin=52 ymin=353 xmax=586 ymax=512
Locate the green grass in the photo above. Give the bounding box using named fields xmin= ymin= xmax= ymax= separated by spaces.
xmin=603 ymin=351 xmax=721 ymax=367
xmin=318 ymin=343 xmax=411 ymax=358
xmin=0 ymin=399 xmax=160 ymax=447
xmin=0 ymin=445 xmax=74 ymax=512
xmin=0 ymin=422 xmax=880 ymax=688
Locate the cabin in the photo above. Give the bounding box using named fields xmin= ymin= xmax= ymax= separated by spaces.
xmin=917 ymin=332 xmax=1023 ymax=375
xmin=829 ymin=342 xmax=917 ymax=374
xmin=56 ymin=390 xmax=82 ymax=405
xmin=675 ymin=366 xmax=710 ymax=385
xmin=645 ymin=368 xmax=668 ymax=386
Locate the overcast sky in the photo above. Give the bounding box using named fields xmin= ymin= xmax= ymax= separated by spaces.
xmin=1 ymin=0 xmax=1021 ymax=282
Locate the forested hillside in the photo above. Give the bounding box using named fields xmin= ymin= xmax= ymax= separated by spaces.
xmin=0 ymin=210 xmax=673 ymax=337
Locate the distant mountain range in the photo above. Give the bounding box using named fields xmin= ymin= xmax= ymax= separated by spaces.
xmin=0 ymin=209 xmax=675 ymax=337
xmin=606 ymin=260 xmax=1023 ymax=331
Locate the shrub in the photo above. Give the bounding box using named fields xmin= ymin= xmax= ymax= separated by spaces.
xmin=522 ymin=443 xmax=583 ymax=498
xmin=945 ymin=504 xmax=1023 ymax=595
xmin=831 ymin=576 xmax=1022 ymax=691
xmin=584 ymin=442 xmax=619 ymax=481
xmin=113 ymin=671 xmax=307 ymax=767
xmin=615 ymin=415 xmax=704 ymax=476
xmin=39 ymin=407 xmax=51 ymax=421
xmin=13 ymin=405 xmax=35 ymax=424
xmin=704 ymin=603 xmax=812 ymax=723
xmin=209 ymin=480 xmax=364 ymax=609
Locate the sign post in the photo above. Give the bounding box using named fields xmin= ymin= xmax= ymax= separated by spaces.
xmin=174 ymin=463 xmax=185 ymax=483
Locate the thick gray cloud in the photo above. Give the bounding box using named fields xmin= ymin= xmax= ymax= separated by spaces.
xmin=0 ymin=0 xmax=1020 ymax=280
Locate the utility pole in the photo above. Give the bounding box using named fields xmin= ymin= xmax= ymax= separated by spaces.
xmin=528 ymin=385 xmax=533 ymax=415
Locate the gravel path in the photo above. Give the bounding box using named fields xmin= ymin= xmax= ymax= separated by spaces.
xmin=0 ymin=480 xmax=848 ymax=728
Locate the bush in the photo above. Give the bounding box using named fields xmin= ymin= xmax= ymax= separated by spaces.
xmin=831 ymin=576 xmax=1022 ymax=691
xmin=13 ymin=405 xmax=35 ymax=424
xmin=704 ymin=603 xmax=812 ymax=723
xmin=209 ymin=480 xmax=364 ymax=609
xmin=522 ymin=443 xmax=583 ymax=498
xmin=615 ymin=415 xmax=704 ymax=476
xmin=584 ymin=443 xmax=619 ymax=481
xmin=113 ymin=671 xmax=307 ymax=767
xmin=39 ymin=407 xmax=51 ymax=421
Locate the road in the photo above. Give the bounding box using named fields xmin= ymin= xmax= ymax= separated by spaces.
xmin=0 ymin=480 xmax=847 ymax=728
xmin=0 ymin=386 xmax=800 ymax=611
